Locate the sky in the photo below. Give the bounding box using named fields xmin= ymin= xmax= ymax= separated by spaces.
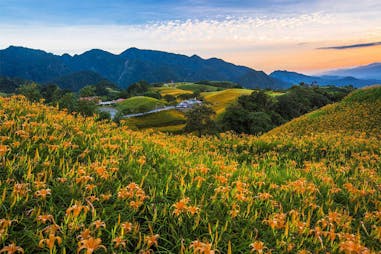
xmin=1 ymin=0 xmax=381 ymax=74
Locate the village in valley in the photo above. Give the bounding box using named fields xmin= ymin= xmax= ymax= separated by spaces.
xmin=81 ymin=95 xmax=203 ymax=119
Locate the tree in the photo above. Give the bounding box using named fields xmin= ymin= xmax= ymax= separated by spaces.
xmin=192 ymin=90 xmax=201 ymax=99
xmin=0 ymin=77 xmax=30 ymax=93
xmin=58 ymin=93 xmax=78 ymax=113
xmin=163 ymin=94 xmax=176 ymax=103
xmin=40 ymin=84 xmax=64 ymax=104
xmin=77 ymin=100 xmax=97 ymax=117
xmin=16 ymin=83 xmax=42 ymax=102
xmin=178 ymin=93 xmax=194 ymax=100
xmin=220 ymin=104 xmax=249 ymax=133
xmin=237 ymin=90 xmax=274 ymax=112
xmin=94 ymin=80 xmax=118 ymax=97
xmin=246 ymin=112 xmax=274 ymax=134
xmin=184 ymin=104 xmax=217 ymax=137
xmin=126 ymin=80 xmax=150 ymax=97
xmin=220 ymin=91 xmax=279 ymax=135
xmin=274 ymin=86 xmax=330 ymax=120
xmin=79 ymin=85 xmax=96 ymax=97
xmin=221 ymin=104 xmax=277 ymax=135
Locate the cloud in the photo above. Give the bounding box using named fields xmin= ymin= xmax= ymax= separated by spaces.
xmin=317 ymin=41 xmax=381 ymax=50
xmin=1 ymin=6 xmax=381 ymax=72
xmin=0 ymin=13 xmax=336 ymax=55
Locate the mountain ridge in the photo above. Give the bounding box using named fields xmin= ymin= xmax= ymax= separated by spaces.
xmin=0 ymin=45 xmax=281 ymax=90
xmin=270 ymin=70 xmax=381 ymax=87
xmin=324 ymin=62 xmax=381 ymax=80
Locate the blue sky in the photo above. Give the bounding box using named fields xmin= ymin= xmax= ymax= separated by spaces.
xmin=1 ymin=0 xmax=381 ymax=73
xmin=0 ymin=0 xmax=312 ymax=24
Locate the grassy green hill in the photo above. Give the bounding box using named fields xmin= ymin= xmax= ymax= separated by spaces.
xmin=116 ymin=96 xmax=166 ymax=114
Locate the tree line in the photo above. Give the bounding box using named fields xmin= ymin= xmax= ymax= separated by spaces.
xmin=219 ymin=84 xmax=354 ymax=135
xmin=184 ymin=84 xmax=354 ymax=136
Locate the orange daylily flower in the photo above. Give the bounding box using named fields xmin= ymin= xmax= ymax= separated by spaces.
xmin=34 ymin=189 xmax=51 ymax=199
xmin=37 ymin=214 xmax=54 ymax=224
xmin=112 ymin=236 xmax=127 ymax=249
xmin=77 ymin=237 xmax=106 ymax=254
xmin=39 ymin=233 xmax=62 ymax=253
xmin=144 ymin=234 xmax=159 ymax=248
xmin=91 ymin=220 xmax=105 ymax=230
xmin=0 ymin=243 xmax=24 ymax=254
xmin=250 ymin=241 xmax=265 ymax=253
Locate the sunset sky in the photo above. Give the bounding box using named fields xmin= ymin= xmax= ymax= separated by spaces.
xmin=1 ymin=0 xmax=381 ymax=74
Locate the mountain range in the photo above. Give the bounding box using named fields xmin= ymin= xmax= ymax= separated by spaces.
xmin=324 ymin=62 xmax=381 ymax=80
xmin=0 ymin=46 xmax=281 ymax=90
xmin=270 ymin=70 xmax=381 ymax=88
xmin=0 ymin=46 xmax=379 ymax=91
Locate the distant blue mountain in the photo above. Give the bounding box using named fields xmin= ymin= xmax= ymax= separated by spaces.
xmin=0 ymin=46 xmax=282 ymax=90
xmin=270 ymin=70 xmax=380 ymax=88
xmin=325 ymin=62 xmax=381 ymax=80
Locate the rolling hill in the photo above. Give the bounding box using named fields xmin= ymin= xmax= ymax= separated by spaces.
xmin=116 ymin=96 xmax=166 ymax=114
xmin=0 ymin=46 xmax=282 ymax=90
xmin=201 ymin=89 xmax=253 ymax=115
xmin=265 ymin=85 xmax=381 ymax=138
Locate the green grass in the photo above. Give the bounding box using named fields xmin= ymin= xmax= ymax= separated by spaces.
xmin=342 ymin=85 xmax=381 ymax=103
xmin=265 ymin=90 xmax=285 ymax=97
xmin=155 ymin=82 xmax=229 ymax=93
xmin=176 ymin=83 xmax=221 ymax=92
xmin=104 ymin=87 xmax=121 ymax=98
xmin=306 ymin=109 xmax=327 ymax=119
xmin=116 ymin=96 xmax=166 ymax=114
xmin=124 ymin=109 xmax=186 ymax=129
xmin=151 ymin=87 xmax=193 ymax=97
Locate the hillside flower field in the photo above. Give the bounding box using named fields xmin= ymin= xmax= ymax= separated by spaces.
xmin=0 ymin=87 xmax=380 ymax=253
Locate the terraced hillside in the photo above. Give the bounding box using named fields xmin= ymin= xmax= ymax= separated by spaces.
xmin=0 ymin=87 xmax=380 ymax=253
